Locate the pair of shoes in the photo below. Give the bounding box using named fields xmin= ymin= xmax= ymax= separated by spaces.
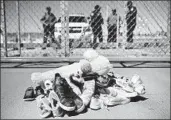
xmin=23 ymin=85 xmax=45 ymax=101
xmin=36 ymin=87 xmax=64 ymax=118
xmin=54 ymin=73 xmax=85 ymax=113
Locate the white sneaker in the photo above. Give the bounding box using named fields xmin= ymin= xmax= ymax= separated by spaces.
xmin=100 ymin=91 xmax=130 ymax=106
xmin=134 ymin=84 xmax=146 ymax=95
xmin=115 ymin=78 xmax=134 ymax=93
xmin=89 ymin=95 xmax=103 ymax=110
xmin=131 ymin=74 xmax=143 ymax=86
xmin=112 ymin=86 xmax=138 ymax=98
xmin=131 ymin=74 xmax=146 ymax=95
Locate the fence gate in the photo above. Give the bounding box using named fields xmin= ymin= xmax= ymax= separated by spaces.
xmin=1 ymin=0 xmax=170 ymax=62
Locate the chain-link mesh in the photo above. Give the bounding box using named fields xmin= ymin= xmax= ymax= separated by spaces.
xmin=1 ymin=1 xmax=170 ymax=60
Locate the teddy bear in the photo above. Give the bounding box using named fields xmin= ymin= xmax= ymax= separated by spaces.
xmin=83 ymin=49 xmax=112 ymax=75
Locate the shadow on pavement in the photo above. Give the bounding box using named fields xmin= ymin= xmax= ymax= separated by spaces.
xmin=130 ymin=96 xmax=148 ymax=102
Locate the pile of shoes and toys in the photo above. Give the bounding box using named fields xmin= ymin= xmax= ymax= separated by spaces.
xmin=23 ymin=49 xmax=146 ymax=118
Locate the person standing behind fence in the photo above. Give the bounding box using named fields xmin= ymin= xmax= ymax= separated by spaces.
xmin=90 ymin=5 xmax=104 ymax=48
xmin=40 ymin=7 xmax=57 ymax=49
xmin=126 ymin=1 xmax=137 ymax=47
xmin=107 ymin=9 xmax=117 ymax=43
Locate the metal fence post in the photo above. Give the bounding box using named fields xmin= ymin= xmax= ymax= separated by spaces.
xmin=16 ymin=0 xmax=21 ymax=56
xmin=167 ymin=1 xmax=170 ymax=41
xmin=60 ymin=1 xmax=69 ymax=57
xmin=65 ymin=1 xmax=69 ymax=57
xmin=60 ymin=1 xmax=65 ymax=57
xmin=2 ymin=0 xmax=8 ymax=57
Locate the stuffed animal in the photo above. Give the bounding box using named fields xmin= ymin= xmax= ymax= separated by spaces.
xmin=83 ymin=49 xmax=112 ymax=75
xmin=90 ymin=55 xmax=112 ymax=75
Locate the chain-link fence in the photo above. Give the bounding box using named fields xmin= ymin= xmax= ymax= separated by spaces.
xmin=1 ymin=0 xmax=170 ymax=61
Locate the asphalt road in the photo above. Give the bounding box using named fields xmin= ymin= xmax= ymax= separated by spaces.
xmin=1 ymin=68 xmax=170 ymax=119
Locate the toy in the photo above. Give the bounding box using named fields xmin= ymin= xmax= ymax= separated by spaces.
xmin=83 ymin=49 xmax=112 ymax=75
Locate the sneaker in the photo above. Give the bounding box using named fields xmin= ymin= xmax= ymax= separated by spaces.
xmin=54 ymin=73 xmax=76 ymax=111
xmin=36 ymin=86 xmax=52 ymax=118
xmin=100 ymin=88 xmax=130 ymax=106
xmin=36 ymin=86 xmax=52 ymax=111
xmin=72 ymin=90 xmax=85 ymax=113
xmin=23 ymin=86 xmax=35 ymax=101
xmin=112 ymin=86 xmax=138 ymax=98
xmin=89 ymin=94 xmax=102 ymax=110
xmin=115 ymin=77 xmax=134 ymax=93
xmin=131 ymin=74 xmax=143 ymax=86
xmin=36 ymin=96 xmax=52 ymax=118
xmin=35 ymin=86 xmax=45 ymax=98
xmin=134 ymin=84 xmax=146 ymax=96
xmin=48 ymin=90 xmax=64 ymax=117
xmin=130 ymin=75 xmax=146 ymax=95
xmin=53 ymin=104 xmax=64 ymax=118
xmin=100 ymin=94 xmax=130 ymax=106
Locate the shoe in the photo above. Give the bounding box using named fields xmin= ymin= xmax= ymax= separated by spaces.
xmin=130 ymin=75 xmax=146 ymax=95
xmin=112 ymin=86 xmax=138 ymax=98
xmin=107 ymin=87 xmax=118 ymax=97
xmin=48 ymin=90 xmax=64 ymax=117
xmin=35 ymin=86 xmax=52 ymax=111
xmin=100 ymin=94 xmax=130 ymax=106
xmin=36 ymin=86 xmax=52 ymax=118
xmin=134 ymin=84 xmax=146 ymax=96
xmin=53 ymin=73 xmax=76 ymax=111
xmin=89 ymin=94 xmax=102 ymax=110
xmin=72 ymin=90 xmax=85 ymax=113
xmin=23 ymin=86 xmax=35 ymax=101
xmin=36 ymin=96 xmax=52 ymax=118
xmin=52 ymin=103 xmax=64 ymax=118
xmin=115 ymin=77 xmax=134 ymax=93
xmin=56 ymin=73 xmax=85 ymax=113
xmin=35 ymin=86 xmax=45 ymax=98
xmin=131 ymin=74 xmax=143 ymax=86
